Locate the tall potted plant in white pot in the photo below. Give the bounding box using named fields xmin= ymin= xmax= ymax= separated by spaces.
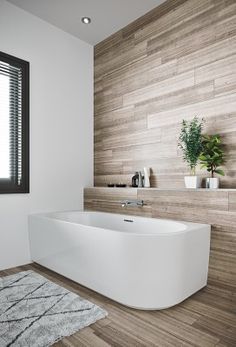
xmin=199 ymin=134 xmax=225 ymax=189
xmin=178 ymin=117 xmax=204 ymax=188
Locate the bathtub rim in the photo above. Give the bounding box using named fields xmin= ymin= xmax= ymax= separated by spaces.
xmin=29 ymin=210 xmax=211 ymax=236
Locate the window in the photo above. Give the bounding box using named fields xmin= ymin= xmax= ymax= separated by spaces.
xmin=0 ymin=52 xmax=29 ymax=193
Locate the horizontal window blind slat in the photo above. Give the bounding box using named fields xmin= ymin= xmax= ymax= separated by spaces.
xmin=0 ymin=64 xmax=22 ymax=73
xmin=0 ymin=71 xmax=22 ymax=80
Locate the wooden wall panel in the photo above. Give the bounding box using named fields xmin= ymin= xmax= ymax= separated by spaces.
xmin=84 ymin=187 xmax=151 ymax=217
xmin=84 ymin=188 xmax=236 ymax=290
xmin=94 ymin=0 xmax=236 ymax=188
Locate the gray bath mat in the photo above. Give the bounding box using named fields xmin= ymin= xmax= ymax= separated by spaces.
xmin=0 ymin=270 xmax=107 ymax=347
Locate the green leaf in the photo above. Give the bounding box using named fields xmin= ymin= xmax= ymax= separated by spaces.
xmin=200 ymin=133 xmax=226 ymax=176
xmin=178 ymin=116 xmax=204 ymax=170
xmin=200 ymin=164 xmax=207 ymax=169
xmin=214 ymin=169 xmax=225 ymax=176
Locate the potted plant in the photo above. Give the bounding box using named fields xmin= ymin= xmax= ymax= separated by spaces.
xmin=178 ymin=116 xmax=204 ymax=188
xmin=199 ymin=134 xmax=225 ymax=189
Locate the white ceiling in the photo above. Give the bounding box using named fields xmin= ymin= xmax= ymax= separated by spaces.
xmin=6 ymin=0 xmax=165 ymax=45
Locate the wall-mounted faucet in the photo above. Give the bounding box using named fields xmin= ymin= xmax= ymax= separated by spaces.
xmin=121 ymin=200 xmax=145 ymax=207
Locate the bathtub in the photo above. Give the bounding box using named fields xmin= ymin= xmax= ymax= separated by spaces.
xmin=28 ymin=211 xmax=211 ymax=310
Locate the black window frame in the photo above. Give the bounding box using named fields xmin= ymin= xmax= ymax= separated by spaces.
xmin=0 ymin=51 xmax=29 ymax=194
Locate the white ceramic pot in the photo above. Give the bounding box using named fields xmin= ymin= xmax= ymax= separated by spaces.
xmin=206 ymin=177 xmax=219 ymax=189
xmin=184 ymin=176 xmax=202 ymax=189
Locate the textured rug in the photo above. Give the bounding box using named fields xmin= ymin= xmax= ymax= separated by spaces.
xmin=0 ymin=270 xmax=107 ymax=347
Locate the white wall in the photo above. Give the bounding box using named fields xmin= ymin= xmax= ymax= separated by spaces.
xmin=0 ymin=0 xmax=93 ymax=270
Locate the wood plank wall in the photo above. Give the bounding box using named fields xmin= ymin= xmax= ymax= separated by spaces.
xmin=94 ymin=0 xmax=236 ymax=188
xmin=84 ymin=188 xmax=236 ymax=292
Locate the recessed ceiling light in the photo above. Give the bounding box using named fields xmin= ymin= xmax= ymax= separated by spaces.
xmin=81 ymin=17 xmax=91 ymax=24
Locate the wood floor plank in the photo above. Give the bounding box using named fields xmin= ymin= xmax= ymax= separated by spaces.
xmin=193 ymin=316 xmax=236 ymax=347
xmin=126 ymin=310 xmax=220 ymax=347
xmin=1 ymin=263 xmax=235 ymax=347
xmin=180 ymin=299 xmax=236 ymax=328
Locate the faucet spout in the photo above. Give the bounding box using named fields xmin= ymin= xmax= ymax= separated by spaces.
xmin=121 ymin=200 xmax=144 ymax=207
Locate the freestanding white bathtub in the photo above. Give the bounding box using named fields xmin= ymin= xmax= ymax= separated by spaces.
xmin=28 ymin=211 xmax=211 ymax=310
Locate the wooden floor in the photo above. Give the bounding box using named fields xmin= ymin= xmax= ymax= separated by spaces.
xmin=1 ymin=263 xmax=235 ymax=347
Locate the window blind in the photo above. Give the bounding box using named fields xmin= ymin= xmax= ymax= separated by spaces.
xmin=0 ymin=52 xmax=29 ymax=193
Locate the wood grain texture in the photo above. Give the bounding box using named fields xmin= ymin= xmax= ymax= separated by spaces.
xmin=1 ymin=263 xmax=235 ymax=347
xmin=84 ymin=187 xmax=151 ymax=217
xmin=84 ymin=187 xmax=236 ymax=291
xmin=94 ymin=0 xmax=236 ymax=188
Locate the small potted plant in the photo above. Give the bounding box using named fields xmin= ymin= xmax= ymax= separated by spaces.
xmin=178 ymin=116 xmax=204 ymax=188
xmin=199 ymin=134 xmax=225 ymax=189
